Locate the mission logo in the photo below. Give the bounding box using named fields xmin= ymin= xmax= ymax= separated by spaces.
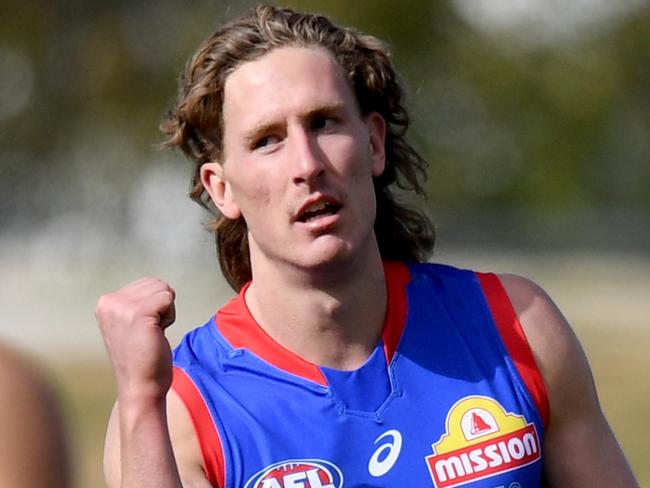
xmin=425 ymin=396 xmax=541 ymax=488
xmin=244 ymin=459 xmax=344 ymax=488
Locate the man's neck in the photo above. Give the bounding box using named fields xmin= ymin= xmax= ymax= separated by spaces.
xmin=244 ymin=249 xmax=387 ymax=371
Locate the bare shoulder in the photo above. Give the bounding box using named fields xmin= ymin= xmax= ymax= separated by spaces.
xmin=104 ymin=388 xmax=210 ymax=488
xmin=0 ymin=344 xmax=69 ymax=487
xmin=497 ymin=273 xmax=583 ymax=378
xmin=497 ymin=274 xmax=639 ymax=486
xmin=166 ymin=388 xmax=210 ymax=485
xmin=497 ymin=273 xmax=596 ymax=418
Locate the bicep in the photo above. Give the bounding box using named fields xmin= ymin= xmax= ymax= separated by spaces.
xmin=167 ymin=389 xmax=215 ymax=487
xmin=103 ymin=392 xmax=213 ymax=488
xmin=500 ymin=274 xmax=638 ymax=487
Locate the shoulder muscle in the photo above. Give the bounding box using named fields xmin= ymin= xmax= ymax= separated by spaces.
xmin=498 ymin=273 xmax=638 ymax=486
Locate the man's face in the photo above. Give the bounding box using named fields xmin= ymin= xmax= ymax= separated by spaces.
xmin=202 ymin=46 xmax=386 ymax=273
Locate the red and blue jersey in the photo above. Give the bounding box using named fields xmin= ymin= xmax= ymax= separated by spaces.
xmin=172 ymin=262 xmax=549 ymax=488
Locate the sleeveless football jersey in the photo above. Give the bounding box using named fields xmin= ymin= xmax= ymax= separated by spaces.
xmin=172 ymin=262 xmax=549 ymax=488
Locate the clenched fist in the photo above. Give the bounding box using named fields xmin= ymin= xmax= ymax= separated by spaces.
xmin=96 ymin=278 xmax=177 ymax=402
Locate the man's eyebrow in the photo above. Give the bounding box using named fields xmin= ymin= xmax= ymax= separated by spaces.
xmin=243 ymin=120 xmax=284 ymax=146
xmin=242 ymin=102 xmax=349 ymax=144
xmin=307 ymin=102 xmax=347 ymax=118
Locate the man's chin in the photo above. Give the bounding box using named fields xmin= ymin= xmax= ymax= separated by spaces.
xmin=292 ymin=240 xmax=378 ymax=279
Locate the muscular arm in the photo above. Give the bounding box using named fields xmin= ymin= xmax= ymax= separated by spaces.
xmin=97 ymin=278 xmax=212 ymax=488
xmin=104 ymin=390 xmax=210 ymax=488
xmin=500 ymin=274 xmax=638 ymax=487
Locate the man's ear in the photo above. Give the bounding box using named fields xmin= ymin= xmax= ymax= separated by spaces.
xmin=200 ymin=162 xmax=242 ymax=220
xmin=366 ymin=112 xmax=387 ymax=177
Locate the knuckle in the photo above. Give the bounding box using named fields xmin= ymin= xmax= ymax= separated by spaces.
xmin=95 ymin=292 xmax=129 ymax=323
xmin=95 ymin=294 xmax=114 ymax=318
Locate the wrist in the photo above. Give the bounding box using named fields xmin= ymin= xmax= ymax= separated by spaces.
xmin=116 ymin=373 xmax=172 ymax=403
xmin=117 ymin=387 xmax=168 ymax=413
xmin=117 ymin=392 xmax=169 ymax=442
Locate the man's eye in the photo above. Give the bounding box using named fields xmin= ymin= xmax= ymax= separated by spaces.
xmin=311 ymin=117 xmax=337 ymax=131
xmin=253 ymin=135 xmax=281 ymax=150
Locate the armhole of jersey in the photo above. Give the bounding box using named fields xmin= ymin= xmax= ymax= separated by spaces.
xmin=172 ymin=367 xmax=226 ymax=488
xmin=477 ymin=272 xmax=550 ymax=428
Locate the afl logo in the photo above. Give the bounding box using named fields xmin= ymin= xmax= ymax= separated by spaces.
xmin=244 ymin=459 xmax=344 ymax=488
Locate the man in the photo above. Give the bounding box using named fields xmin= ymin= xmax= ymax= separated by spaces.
xmin=96 ymin=6 xmax=638 ymax=487
xmin=0 ymin=342 xmax=70 ymax=487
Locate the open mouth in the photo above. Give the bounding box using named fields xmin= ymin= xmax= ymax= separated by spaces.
xmin=296 ymin=201 xmax=341 ymax=223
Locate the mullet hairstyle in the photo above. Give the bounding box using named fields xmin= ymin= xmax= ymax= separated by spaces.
xmin=161 ymin=5 xmax=435 ymax=291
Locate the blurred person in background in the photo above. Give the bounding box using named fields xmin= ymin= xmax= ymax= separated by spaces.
xmin=96 ymin=5 xmax=638 ymax=487
xmin=0 ymin=342 xmax=70 ymax=487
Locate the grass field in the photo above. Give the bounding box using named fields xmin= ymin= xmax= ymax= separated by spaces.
xmin=579 ymin=326 xmax=650 ymax=484
xmin=52 ymin=318 xmax=650 ymax=486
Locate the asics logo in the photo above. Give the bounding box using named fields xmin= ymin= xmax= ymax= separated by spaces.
xmin=368 ymin=429 xmax=403 ymax=477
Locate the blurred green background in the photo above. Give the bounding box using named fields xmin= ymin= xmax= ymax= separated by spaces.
xmin=1 ymin=0 xmax=648 ymax=486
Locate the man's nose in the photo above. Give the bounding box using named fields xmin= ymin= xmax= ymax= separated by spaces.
xmin=290 ymin=128 xmax=325 ymax=185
